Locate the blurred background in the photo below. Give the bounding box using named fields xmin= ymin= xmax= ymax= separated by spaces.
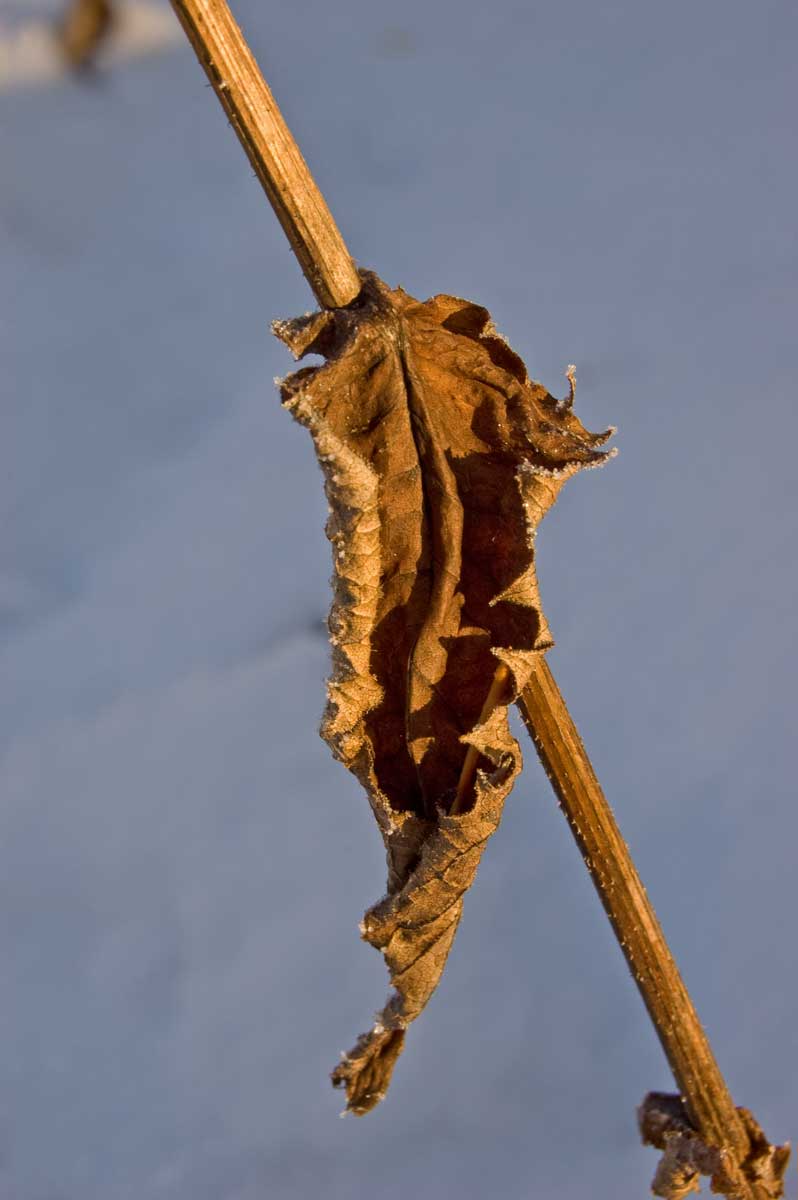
xmin=2 ymin=1 xmax=796 ymax=1197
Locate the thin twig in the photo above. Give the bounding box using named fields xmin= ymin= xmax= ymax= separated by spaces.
xmin=518 ymin=659 xmax=763 ymax=1198
xmin=169 ymin=3 xmax=779 ymax=1195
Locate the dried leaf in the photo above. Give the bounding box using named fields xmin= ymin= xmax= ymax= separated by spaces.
xmin=639 ymin=1092 xmax=791 ymax=1199
xmin=274 ymin=271 xmax=614 ymax=1114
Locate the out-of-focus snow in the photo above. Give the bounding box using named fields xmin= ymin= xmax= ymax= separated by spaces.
xmin=2 ymin=1 xmax=796 ymax=1197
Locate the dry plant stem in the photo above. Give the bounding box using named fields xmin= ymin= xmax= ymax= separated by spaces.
xmin=519 ymin=656 xmax=765 ymax=1200
xmin=169 ymin=0 xmax=360 ymax=309
xmin=171 ymin=4 xmax=772 ymax=1193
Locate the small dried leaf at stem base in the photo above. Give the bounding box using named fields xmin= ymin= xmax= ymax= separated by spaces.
xmin=639 ymin=1093 xmax=790 ymax=1200
xmin=274 ymin=270 xmax=613 ymax=1114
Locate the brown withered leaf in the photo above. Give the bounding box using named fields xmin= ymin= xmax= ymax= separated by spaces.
xmin=639 ymin=1092 xmax=791 ymax=1199
xmin=273 ymin=270 xmax=614 ymax=1115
